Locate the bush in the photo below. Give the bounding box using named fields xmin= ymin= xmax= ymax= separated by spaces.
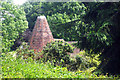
xmin=15 ymin=42 xmax=35 ymax=59
xmin=42 ymin=41 xmax=101 ymax=72
xmin=1 ymin=52 xmax=115 ymax=78
xmin=43 ymin=41 xmax=74 ymax=66
xmin=15 ymin=42 xmax=44 ymax=60
xmin=1 ymin=2 xmax=28 ymax=52
xmin=73 ymin=50 xmax=101 ymax=71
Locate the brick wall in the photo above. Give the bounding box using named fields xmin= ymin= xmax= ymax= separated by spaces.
xmin=30 ymin=16 xmax=54 ymax=52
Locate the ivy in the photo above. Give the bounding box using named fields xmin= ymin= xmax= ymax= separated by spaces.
xmin=1 ymin=2 xmax=28 ymax=52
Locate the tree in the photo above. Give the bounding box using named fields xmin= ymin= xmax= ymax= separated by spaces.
xmin=21 ymin=2 xmax=42 ymax=31
xmin=22 ymin=2 xmax=87 ymax=41
xmin=77 ymin=2 xmax=120 ymax=74
xmin=21 ymin=2 xmax=120 ymax=74
xmin=45 ymin=2 xmax=86 ymax=41
xmin=1 ymin=1 xmax=28 ymax=52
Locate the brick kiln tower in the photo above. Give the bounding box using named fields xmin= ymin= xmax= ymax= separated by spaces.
xmin=30 ymin=16 xmax=54 ymax=52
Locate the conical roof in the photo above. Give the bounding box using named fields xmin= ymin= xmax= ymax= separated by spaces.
xmin=30 ymin=16 xmax=54 ymax=52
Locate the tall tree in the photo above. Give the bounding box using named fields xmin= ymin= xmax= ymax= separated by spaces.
xmin=22 ymin=2 xmax=87 ymax=41
xmin=1 ymin=1 xmax=28 ymax=52
xmin=78 ymin=2 xmax=120 ymax=74
xmin=22 ymin=2 xmax=120 ymax=74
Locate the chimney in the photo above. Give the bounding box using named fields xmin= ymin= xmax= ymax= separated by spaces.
xmin=30 ymin=16 xmax=54 ymax=52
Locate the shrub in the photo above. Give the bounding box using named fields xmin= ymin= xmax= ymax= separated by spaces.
xmin=42 ymin=41 xmax=100 ymax=72
xmin=74 ymin=50 xmax=101 ymax=71
xmin=43 ymin=41 xmax=74 ymax=66
xmin=1 ymin=2 xmax=28 ymax=52
xmin=15 ymin=42 xmax=34 ymax=59
xmin=15 ymin=42 xmax=44 ymax=60
xmin=1 ymin=52 xmax=116 ymax=78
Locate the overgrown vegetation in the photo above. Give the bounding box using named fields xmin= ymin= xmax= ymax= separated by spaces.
xmin=1 ymin=0 xmax=120 ymax=78
xmin=1 ymin=51 xmax=116 ymax=78
xmin=22 ymin=1 xmax=120 ymax=75
xmin=42 ymin=41 xmax=101 ymax=72
xmin=43 ymin=41 xmax=74 ymax=66
xmin=1 ymin=1 xmax=28 ymax=52
xmin=22 ymin=2 xmax=87 ymax=41
xmin=1 ymin=41 xmax=110 ymax=78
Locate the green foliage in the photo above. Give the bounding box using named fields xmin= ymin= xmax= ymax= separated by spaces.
xmin=77 ymin=3 xmax=119 ymax=54
xmin=1 ymin=52 xmax=115 ymax=78
xmin=21 ymin=2 xmax=41 ymax=31
xmin=1 ymin=2 xmax=28 ymax=52
xmin=16 ymin=42 xmax=35 ymax=59
xmin=0 ymin=23 xmax=2 ymax=53
xmin=22 ymin=2 xmax=86 ymax=41
xmin=75 ymin=3 xmax=120 ymax=74
xmin=42 ymin=41 xmax=101 ymax=72
xmin=43 ymin=41 xmax=74 ymax=66
xmin=45 ymin=2 xmax=86 ymax=41
xmin=2 ymin=1 xmax=119 ymax=75
xmin=65 ymin=50 xmax=101 ymax=72
xmin=75 ymin=51 xmax=101 ymax=71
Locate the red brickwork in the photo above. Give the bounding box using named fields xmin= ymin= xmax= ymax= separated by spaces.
xmin=30 ymin=16 xmax=54 ymax=52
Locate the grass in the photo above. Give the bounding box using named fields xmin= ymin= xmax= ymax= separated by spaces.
xmin=1 ymin=52 xmax=116 ymax=78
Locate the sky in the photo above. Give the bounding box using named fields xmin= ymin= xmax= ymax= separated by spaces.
xmin=13 ymin=0 xmax=27 ymax=5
